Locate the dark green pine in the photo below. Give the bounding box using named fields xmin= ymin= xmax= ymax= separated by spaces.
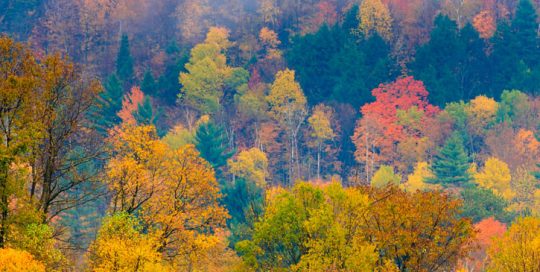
xmin=428 ymin=132 xmax=471 ymax=186
xmin=194 ymin=121 xmax=235 ymax=172
xmin=116 ymin=34 xmax=134 ymax=83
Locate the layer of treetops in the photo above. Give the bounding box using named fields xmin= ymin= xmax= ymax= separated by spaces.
xmin=0 ymin=0 xmax=540 ymax=271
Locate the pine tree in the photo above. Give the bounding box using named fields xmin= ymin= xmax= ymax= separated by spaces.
xmin=116 ymin=34 xmax=134 ymax=83
xmin=512 ymin=0 xmax=539 ymax=68
xmin=91 ymin=74 xmax=124 ymax=134
xmin=194 ymin=121 xmax=234 ymax=172
xmin=141 ymin=69 xmax=156 ymax=96
xmin=133 ymin=96 xmax=163 ymax=136
xmin=428 ymin=132 xmax=471 ymax=186
xmin=491 ymin=0 xmax=540 ymax=95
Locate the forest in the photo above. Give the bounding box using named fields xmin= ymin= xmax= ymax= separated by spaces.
xmin=0 ymin=0 xmax=540 ymax=271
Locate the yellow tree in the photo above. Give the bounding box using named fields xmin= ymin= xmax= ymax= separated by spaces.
xmin=487 ymin=217 xmax=540 ymax=272
xmin=105 ymin=125 xmax=167 ymax=213
xmin=87 ymin=212 xmax=171 ymax=272
xmin=358 ymin=0 xmax=393 ymax=41
xmin=0 ymin=248 xmax=46 ymax=272
xmin=143 ymin=144 xmax=228 ymax=264
xmin=266 ymin=69 xmax=307 ymax=182
xmin=104 ymin=124 xmax=230 ymax=269
xmin=259 ymin=27 xmax=281 ymax=60
xmin=465 ymin=96 xmax=498 ymax=148
xmin=294 ymin=183 xmax=381 ymax=271
xmin=228 ymin=148 xmax=269 ymax=188
xmin=474 ymin=157 xmax=514 ymax=201
xmin=371 ymin=165 xmax=401 ymax=188
xmin=0 ymin=37 xmax=41 ymax=247
xmin=308 ymin=104 xmax=336 ymax=180
xmin=402 ymin=162 xmax=440 ymax=192
xmin=258 ymin=0 xmax=281 ymax=27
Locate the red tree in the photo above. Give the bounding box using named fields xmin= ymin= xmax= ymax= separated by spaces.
xmin=352 ymin=77 xmax=438 ymax=180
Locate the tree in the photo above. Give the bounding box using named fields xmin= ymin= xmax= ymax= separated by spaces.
xmin=105 ymin=124 xmax=231 ymax=268
xmin=105 ymin=124 xmax=167 ymax=213
xmin=0 ymin=248 xmax=46 ymax=272
xmin=266 ymin=69 xmax=307 ymax=182
xmin=0 ymin=36 xmax=41 ymax=247
xmin=402 ymin=162 xmax=440 ymax=192
xmin=91 ymin=74 xmax=124 ymax=134
xmin=352 ymin=77 xmax=438 ymax=182
xmin=473 ymin=10 xmax=496 ymax=39
xmin=133 ymin=96 xmax=163 ymax=135
xmin=32 ymin=53 xmax=102 ymax=222
xmin=228 ymin=148 xmax=268 ymax=188
xmin=308 ymin=104 xmax=336 ymax=180
xmin=411 ymin=15 xmax=489 ymax=106
xmin=194 ymin=121 xmax=234 ymax=173
xmin=371 ymin=165 xmax=401 ymax=188
xmin=117 ymin=86 xmax=145 ymax=125
xmin=487 ymin=217 xmax=540 ymax=272
xmin=358 ymin=0 xmax=393 ymax=41
xmin=464 ymin=217 xmax=506 ymax=271
xmin=141 ymin=69 xmax=157 ymax=96
xmin=237 ymin=182 xmax=383 ymax=271
xmin=179 ymin=27 xmax=247 ymax=115
xmin=116 ymin=34 xmax=134 ymax=83
xmin=474 ymin=157 xmax=514 ymax=201
xmin=87 ymin=212 xmax=170 ymax=271
xmin=363 ymin=186 xmax=475 ymax=271
xmin=491 ymin=0 xmax=540 ymax=95
xmin=287 ymin=7 xmax=395 ymax=108
xmin=428 ymin=132 xmax=471 ymax=186
xmin=460 ymin=187 xmax=513 ymax=223
xmin=225 ymin=148 xmax=268 ymax=247
xmin=466 ymin=95 xmax=498 ymax=150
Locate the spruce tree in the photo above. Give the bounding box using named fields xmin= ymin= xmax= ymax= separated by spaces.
xmin=512 ymin=0 xmax=539 ymax=68
xmin=91 ymin=74 xmax=124 ymax=134
xmin=133 ymin=96 xmax=163 ymax=136
xmin=141 ymin=69 xmax=156 ymax=96
xmin=491 ymin=0 xmax=540 ymax=95
xmin=428 ymin=132 xmax=471 ymax=186
xmin=194 ymin=121 xmax=234 ymax=172
xmin=116 ymin=34 xmax=134 ymax=83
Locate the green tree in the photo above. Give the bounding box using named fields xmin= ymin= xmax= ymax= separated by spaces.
xmin=428 ymin=132 xmax=471 ymax=186
xmin=133 ymin=96 xmax=163 ymax=135
xmin=411 ymin=15 xmax=489 ymax=105
xmin=491 ymin=0 xmax=540 ymax=96
xmin=371 ymin=165 xmax=401 ymax=188
xmin=116 ymin=34 xmax=134 ymax=83
xmin=460 ymin=187 xmax=514 ymax=223
xmin=141 ymin=69 xmax=156 ymax=96
xmin=194 ymin=121 xmax=234 ymax=173
xmin=91 ymin=74 xmax=124 ymax=134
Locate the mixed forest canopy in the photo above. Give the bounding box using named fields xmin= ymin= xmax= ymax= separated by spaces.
xmin=0 ymin=0 xmax=540 ymax=271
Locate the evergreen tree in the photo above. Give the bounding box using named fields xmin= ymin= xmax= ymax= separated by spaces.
xmin=157 ymin=42 xmax=188 ymax=105
xmin=428 ymin=132 xmax=471 ymax=186
xmin=221 ymin=177 xmax=264 ymax=246
xmin=460 ymin=187 xmax=514 ymax=223
xmin=194 ymin=121 xmax=234 ymax=172
xmin=411 ymin=15 xmax=489 ymax=105
xmin=116 ymin=34 xmax=134 ymax=83
xmin=91 ymin=74 xmax=124 ymax=134
xmin=491 ymin=0 xmax=540 ymax=95
xmin=286 ymin=5 xmax=395 ymax=108
xmin=141 ymin=69 xmax=156 ymax=96
xmin=133 ymin=96 xmax=163 ymax=136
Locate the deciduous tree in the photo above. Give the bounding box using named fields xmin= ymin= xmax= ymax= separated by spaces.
xmin=266 ymin=69 xmax=307 ymax=182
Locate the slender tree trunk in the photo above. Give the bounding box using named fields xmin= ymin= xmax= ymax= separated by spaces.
xmin=0 ymin=166 xmax=8 ymax=247
xmin=317 ymin=143 xmax=321 ymax=181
